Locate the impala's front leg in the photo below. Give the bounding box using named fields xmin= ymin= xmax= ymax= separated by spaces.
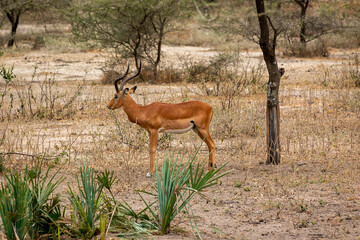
xmin=146 ymin=129 xmax=159 ymax=178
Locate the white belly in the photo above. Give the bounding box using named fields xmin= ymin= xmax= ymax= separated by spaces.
xmin=159 ymin=122 xmax=194 ymax=134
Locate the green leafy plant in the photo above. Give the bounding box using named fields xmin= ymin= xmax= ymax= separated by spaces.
xmin=0 ymin=65 xmax=16 ymax=120
xmin=27 ymin=160 xmax=65 ymax=239
xmin=0 ymin=65 xmax=15 ymax=82
xmin=97 ymin=169 xmax=116 ymax=199
xmin=68 ymin=163 xmax=105 ymax=239
xmin=139 ymin=151 xmax=231 ymax=236
xmin=68 ymin=164 xmax=157 ymax=239
xmin=0 ymin=171 xmax=30 ymax=240
xmin=0 ymin=160 xmax=65 ymax=240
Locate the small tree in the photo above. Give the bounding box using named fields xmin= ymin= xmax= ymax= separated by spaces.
xmin=144 ymin=0 xmax=190 ymax=79
xmin=0 ymin=0 xmax=50 ymax=47
xmin=285 ymin=0 xmax=347 ymax=55
xmin=70 ymin=0 xmax=189 ymax=80
xmin=195 ymin=0 xmax=284 ymax=164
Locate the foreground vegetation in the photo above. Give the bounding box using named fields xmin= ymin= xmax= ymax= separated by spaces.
xmin=0 ymin=154 xmax=229 ymax=239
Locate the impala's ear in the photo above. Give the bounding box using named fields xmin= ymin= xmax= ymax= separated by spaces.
xmin=129 ymin=86 xmax=137 ymax=94
xmin=121 ymin=88 xmax=129 ymax=97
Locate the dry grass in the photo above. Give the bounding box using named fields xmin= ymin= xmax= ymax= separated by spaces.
xmin=317 ymin=55 xmax=360 ymax=88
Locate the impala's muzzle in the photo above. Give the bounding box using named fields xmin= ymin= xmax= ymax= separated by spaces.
xmin=107 ymin=102 xmax=114 ymax=110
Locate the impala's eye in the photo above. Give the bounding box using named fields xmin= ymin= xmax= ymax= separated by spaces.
xmin=114 ymin=95 xmax=118 ymax=99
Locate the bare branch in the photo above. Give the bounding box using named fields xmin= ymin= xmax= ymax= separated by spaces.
xmin=0 ymin=151 xmax=61 ymax=160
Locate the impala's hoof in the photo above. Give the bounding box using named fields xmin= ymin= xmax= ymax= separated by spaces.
xmin=146 ymin=172 xmax=152 ymax=178
xmin=210 ymin=163 xmax=217 ymax=168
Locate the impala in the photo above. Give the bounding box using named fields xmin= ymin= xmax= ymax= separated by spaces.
xmin=107 ymin=62 xmax=215 ymax=177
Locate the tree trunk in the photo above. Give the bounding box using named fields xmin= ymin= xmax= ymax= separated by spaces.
xmin=134 ymin=31 xmax=141 ymax=70
xmin=299 ymin=5 xmax=307 ymax=44
xmin=153 ymin=22 xmax=164 ymax=82
xmin=255 ymin=0 xmax=282 ymax=164
xmin=6 ymin=10 xmax=21 ymax=47
xmin=296 ymin=0 xmax=310 ymax=54
xmin=152 ymin=16 xmax=166 ymax=82
xmin=266 ymin=86 xmax=281 ymax=164
xmin=152 ymin=30 xmax=162 ymax=81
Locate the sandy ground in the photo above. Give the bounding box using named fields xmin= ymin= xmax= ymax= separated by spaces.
xmin=1 ymin=45 xmax=360 ymax=239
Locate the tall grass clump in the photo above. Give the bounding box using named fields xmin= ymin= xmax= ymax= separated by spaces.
xmin=68 ymin=163 xmax=106 ymax=239
xmin=139 ymin=150 xmax=231 ymax=236
xmin=68 ymin=163 xmax=157 ymax=239
xmin=0 ymin=160 xmax=64 ymax=240
xmin=0 ymin=171 xmax=30 ymax=240
xmin=27 ymin=161 xmax=64 ymax=239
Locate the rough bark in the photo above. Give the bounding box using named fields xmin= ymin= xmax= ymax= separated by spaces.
xmin=255 ymin=0 xmax=282 ymax=164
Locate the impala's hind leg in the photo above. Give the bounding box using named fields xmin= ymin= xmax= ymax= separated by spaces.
xmin=193 ymin=127 xmax=215 ymax=170
xmin=146 ymin=129 xmax=158 ymax=178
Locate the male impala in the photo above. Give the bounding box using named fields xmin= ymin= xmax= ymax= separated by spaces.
xmin=107 ymin=62 xmax=215 ymax=177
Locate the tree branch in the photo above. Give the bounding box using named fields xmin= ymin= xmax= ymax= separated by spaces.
xmin=0 ymin=151 xmax=62 ymax=160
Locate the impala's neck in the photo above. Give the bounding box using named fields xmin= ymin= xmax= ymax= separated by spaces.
xmin=122 ymin=95 xmax=143 ymax=124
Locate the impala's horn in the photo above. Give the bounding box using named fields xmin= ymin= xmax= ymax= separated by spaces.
xmin=114 ymin=63 xmax=130 ymax=93
xmin=118 ymin=60 xmax=142 ymax=92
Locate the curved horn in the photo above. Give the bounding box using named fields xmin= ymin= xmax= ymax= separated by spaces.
xmin=118 ymin=60 xmax=142 ymax=91
xmin=114 ymin=63 xmax=130 ymax=92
